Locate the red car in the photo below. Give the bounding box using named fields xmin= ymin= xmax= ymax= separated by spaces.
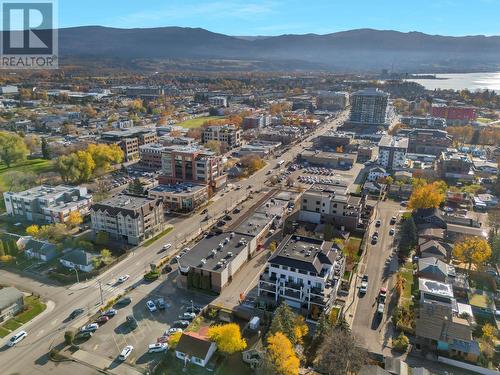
xmin=95 ymin=315 xmax=110 ymax=325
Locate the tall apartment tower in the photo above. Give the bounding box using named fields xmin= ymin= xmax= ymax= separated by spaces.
xmin=349 ymin=88 xmax=389 ymax=126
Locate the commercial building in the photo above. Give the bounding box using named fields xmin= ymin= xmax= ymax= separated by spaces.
xmin=349 ymin=88 xmax=388 ymax=126
xmin=299 ymin=150 xmax=356 ymax=169
xmin=438 ymin=150 xmax=474 ymax=181
xmin=431 ymin=105 xmax=476 ymax=125
xmin=90 ymin=194 xmax=164 ymax=245
xmin=208 ymin=96 xmax=228 ymax=107
xmin=238 ymin=140 xmax=281 ymax=158
xmin=159 ymin=146 xmax=226 ymax=189
xmin=202 ymin=125 xmax=241 ymax=148
xmin=298 ymin=186 xmax=363 ymax=231
xmin=242 ymin=114 xmax=272 ymax=129
xmin=139 ymin=144 xmax=170 ymax=170
xmin=314 ymin=131 xmax=354 ymax=151
xmin=4 ymin=185 xmax=92 ymax=224
xmin=406 ymin=129 xmax=453 ymax=156
xmin=101 ymin=127 xmax=158 ymax=161
xmin=0 ymin=287 xmax=23 ymax=323
xmin=400 ymin=116 xmax=447 ymax=129
xmin=316 ymin=91 xmax=348 ymax=111
xmin=125 ymin=86 xmax=164 ymax=98
xmin=258 ymin=235 xmax=345 ymax=320
xmin=257 ymin=126 xmax=304 ymax=144
xmin=378 ymin=135 xmax=409 ymax=169
xmin=148 ymin=183 xmax=208 ymax=212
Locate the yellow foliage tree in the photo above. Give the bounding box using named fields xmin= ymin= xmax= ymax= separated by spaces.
xmin=26 ymin=224 xmax=40 ymax=237
xmin=293 ymin=315 xmax=309 ymax=345
xmin=408 ymin=181 xmax=446 ymax=210
xmin=453 ymin=237 xmax=492 ymax=270
xmin=267 ymin=332 xmax=300 ymax=375
xmin=168 ymin=331 xmax=182 ymax=348
xmin=482 ymin=323 xmax=497 ymax=344
xmin=207 ymin=323 xmax=247 ymax=354
xmin=67 ymin=211 xmax=83 ymax=227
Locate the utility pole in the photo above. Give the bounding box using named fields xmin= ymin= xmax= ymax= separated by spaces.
xmin=98 ymin=281 xmax=104 ymax=305
xmin=73 ymin=267 xmax=79 ymax=283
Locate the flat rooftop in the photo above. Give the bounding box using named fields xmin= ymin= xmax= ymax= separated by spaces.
xmin=419 ymin=278 xmax=454 ymax=298
xmin=98 ymin=194 xmax=156 ymax=209
xmin=102 ymin=126 xmax=156 ymax=138
xmin=151 ymin=183 xmax=206 ymax=194
xmin=378 ymin=135 xmax=409 ymax=149
xmin=234 ymin=211 xmax=275 ymax=236
xmin=179 ymin=232 xmax=254 ymax=273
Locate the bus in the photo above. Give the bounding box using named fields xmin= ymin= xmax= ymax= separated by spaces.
xmin=276 ymin=160 xmax=285 ymax=168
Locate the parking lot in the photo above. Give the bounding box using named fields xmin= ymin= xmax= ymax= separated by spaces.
xmin=76 ymin=272 xmax=216 ymax=372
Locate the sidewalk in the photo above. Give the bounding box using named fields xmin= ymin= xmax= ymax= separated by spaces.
xmin=71 ymin=349 xmax=143 ymax=375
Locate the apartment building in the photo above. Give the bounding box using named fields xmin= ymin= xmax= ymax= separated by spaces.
xmin=101 ymin=127 xmax=158 ymax=161
xmin=159 ymin=146 xmax=226 ymax=189
xmin=298 ymin=186 xmax=363 ymax=230
xmin=208 ymin=96 xmax=228 ymax=107
xmin=242 ymin=114 xmax=272 ymax=129
xmin=125 ymin=86 xmax=164 ymax=98
xmin=4 ymin=185 xmax=92 ymax=224
xmin=258 ymin=235 xmax=345 ymax=321
xmin=438 ymin=150 xmax=474 ymax=181
xmin=378 ymin=135 xmax=409 ymax=169
xmin=90 ymin=194 xmax=164 ymax=245
xmin=406 ymin=129 xmax=453 ymax=156
xmin=431 ymin=105 xmax=476 ymax=125
xmin=349 ymin=88 xmax=388 ymax=126
xmin=202 ymin=124 xmax=241 ymax=148
xmin=316 ymin=91 xmax=349 ymax=111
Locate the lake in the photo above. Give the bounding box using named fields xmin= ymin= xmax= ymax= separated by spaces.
xmin=406 ymin=72 xmax=500 ymax=93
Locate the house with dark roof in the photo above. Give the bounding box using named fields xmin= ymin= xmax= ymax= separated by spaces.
xmin=412 ymin=208 xmax=447 ymax=230
xmin=175 ymin=332 xmax=216 ymax=367
xmin=418 ymin=239 xmax=451 ymax=261
xmin=258 ymin=235 xmax=345 ymax=321
xmin=417 ymin=257 xmax=455 ymax=283
xmin=60 ymin=249 xmax=95 ymax=272
xmin=90 ymin=194 xmax=164 ymax=245
xmin=1 ymin=233 xmax=57 ymax=262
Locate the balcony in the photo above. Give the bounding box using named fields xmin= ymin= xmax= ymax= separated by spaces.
xmin=259 ymin=282 xmax=277 ymax=293
xmin=283 ymin=288 xmax=301 ymax=300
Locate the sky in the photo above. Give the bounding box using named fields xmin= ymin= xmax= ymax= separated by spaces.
xmin=57 ymin=0 xmax=500 ymax=36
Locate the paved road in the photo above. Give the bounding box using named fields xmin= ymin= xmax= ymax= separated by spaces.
xmin=0 ymin=111 xmax=349 ymax=375
xmin=351 ymin=199 xmax=402 ymax=352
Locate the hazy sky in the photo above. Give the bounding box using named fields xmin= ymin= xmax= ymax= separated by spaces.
xmin=58 ymin=0 xmax=500 ymax=36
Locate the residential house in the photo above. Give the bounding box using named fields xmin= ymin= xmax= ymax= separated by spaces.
xmin=60 ymin=249 xmax=95 ymax=272
xmin=417 ymin=257 xmax=455 ymax=283
xmin=367 ymin=166 xmax=389 ymax=182
xmin=0 ymin=287 xmax=23 ymax=323
xmin=418 ymin=239 xmax=451 ymax=262
xmin=412 ymin=209 xmax=447 ymax=230
xmin=175 ymin=332 xmax=217 ymax=367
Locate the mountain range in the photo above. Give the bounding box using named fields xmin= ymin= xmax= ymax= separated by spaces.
xmin=52 ymin=27 xmax=500 ymax=72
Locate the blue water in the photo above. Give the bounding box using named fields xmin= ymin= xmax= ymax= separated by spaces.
xmin=406 ymin=72 xmax=500 ymax=93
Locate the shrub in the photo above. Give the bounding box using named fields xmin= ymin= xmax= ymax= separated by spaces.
xmin=392 ymin=332 xmax=409 ymax=352
xmin=64 ymin=330 xmax=75 ymax=345
xmin=143 ymin=271 xmax=160 ymax=281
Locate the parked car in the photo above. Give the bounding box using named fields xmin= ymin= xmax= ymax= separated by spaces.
xmin=217 ymin=220 xmax=226 ymax=227
xmin=148 ymin=343 xmax=168 ymax=353
xmin=126 ymin=315 xmax=138 ymax=329
xmin=377 ymin=288 xmax=387 ymax=315
xmin=173 ymin=320 xmax=190 ymax=328
xmin=115 ymin=297 xmax=132 ymax=307
xmin=179 ymin=312 xmax=196 ymax=320
xmin=103 ymin=308 xmax=117 ymax=317
xmin=155 ymin=298 xmax=166 ymax=310
xmin=117 ymin=274 xmax=130 ymax=283
xmin=80 ymin=323 xmax=99 ymax=333
xmin=360 ymin=275 xmax=368 ymax=294
xmin=186 ymin=306 xmax=202 ymax=313
xmin=375 ymin=219 xmax=381 ymax=227
xmin=146 ymin=300 xmax=157 ymax=312
xmin=163 ymin=243 xmax=172 ymax=250
xmin=8 ymin=330 xmax=27 ymax=347
xmin=389 ymin=228 xmax=395 ymax=235
xmin=166 ymin=327 xmax=183 ymax=335
xmin=119 ymin=345 xmax=134 ymax=361
xmin=69 ymin=308 xmax=84 ymax=320
xmin=75 ymin=331 xmax=93 ymax=339
xmin=201 ymin=209 xmax=208 ymax=215
xmin=390 ymin=216 xmax=397 ymax=225
xmin=95 ymin=315 xmax=110 ymax=325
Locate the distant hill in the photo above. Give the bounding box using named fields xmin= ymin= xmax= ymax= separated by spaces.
xmin=52 ymin=27 xmax=500 ymax=72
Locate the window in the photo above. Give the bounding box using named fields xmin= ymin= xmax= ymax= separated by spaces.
xmin=316 ymin=201 xmax=320 ymax=205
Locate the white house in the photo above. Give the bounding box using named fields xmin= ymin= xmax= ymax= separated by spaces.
xmin=367 ymin=166 xmax=389 ymax=182
xmin=60 ymin=249 xmax=95 ymax=272
xmin=175 ymin=332 xmax=217 ymax=368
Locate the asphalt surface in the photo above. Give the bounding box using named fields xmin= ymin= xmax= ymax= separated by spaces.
xmin=0 ymin=111 xmax=349 ymax=375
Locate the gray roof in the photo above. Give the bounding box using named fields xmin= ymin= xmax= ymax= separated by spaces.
xmin=61 ymin=249 xmax=93 ymax=266
xmin=0 ymin=287 xmax=23 ymax=310
xmin=418 ymin=257 xmax=448 ymax=280
xmin=91 ymin=194 xmax=162 ymax=218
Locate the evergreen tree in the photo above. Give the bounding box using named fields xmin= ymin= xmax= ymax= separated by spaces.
xmin=128 ymin=178 xmax=144 ymax=195
xmin=41 ymin=137 xmax=50 ymax=159
xmin=269 ymin=303 xmax=297 ymax=343
xmin=399 ymin=217 xmax=417 ymax=257
xmin=0 ymin=241 xmax=5 ymax=256
xmin=3 ymin=239 xmax=11 ymax=255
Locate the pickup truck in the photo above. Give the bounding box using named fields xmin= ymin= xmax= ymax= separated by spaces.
xmin=377 ymin=288 xmax=387 ymax=315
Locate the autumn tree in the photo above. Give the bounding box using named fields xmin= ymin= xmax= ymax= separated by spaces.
xmin=240 ymin=154 xmax=265 ymax=175
xmin=408 ymin=181 xmax=446 ymax=210
xmin=100 ymin=249 xmax=112 ymax=264
xmin=67 ymin=211 xmax=83 ymax=227
xmin=205 ymin=140 xmax=222 ymax=154
xmin=2 ymin=171 xmax=36 ymax=192
xmin=207 ymin=323 xmax=247 ymax=354
xmin=168 ymin=331 xmax=182 ymax=348
xmin=87 ymin=144 xmax=124 ymax=173
xmin=481 ymin=323 xmax=497 ymax=344
xmin=453 ymin=237 xmax=492 ymax=270
xmin=26 ymin=224 xmax=40 ymax=237
xmin=266 ymin=332 xmax=300 ymax=375
xmin=0 ymin=131 xmax=28 ymax=167
xmin=24 ymin=134 xmax=40 ymax=156
xmin=314 ymin=327 xmax=367 ymax=375
xmin=269 ymin=302 xmax=308 ymax=345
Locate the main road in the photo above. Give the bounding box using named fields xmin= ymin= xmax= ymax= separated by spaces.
xmin=0 ymin=111 xmax=349 ymax=375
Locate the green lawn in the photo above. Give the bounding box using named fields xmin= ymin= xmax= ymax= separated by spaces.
xmin=477 ymin=117 xmax=492 ymax=124
xmin=2 ymin=319 xmax=22 ymax=331
xmin=0 ymin=326 xmax=10 ymax=338
xmin=0 ymin=158 xmax=54 ymax=191
xmin=143 ymin=226 xmax=173 ymax=247
xmin=176 ymin=116 xmax=224 ymax=129
xmin=0 ymin=296 xmax=46 ymax=336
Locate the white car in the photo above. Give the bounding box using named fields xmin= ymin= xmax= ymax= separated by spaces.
xmin=163 ymin=243 xmax=172 ymax=250
xmin=117 ymin=274 xmax=130 ymax=283
xmin=119 ymin=345 xmax=134 ymax=361
xmin=179 ymin=312 xmax=196 ymax=320
xmin=166 ymin=327 xmax=183 ymax=336
xmin=146 ymin=300 xmax=157 ymax=312
xmin=148 ymin=343 xmax=168 ymax=353
xmin=8 ymin=330 xmax=27 ymax=347
xmin=80 ymin=323 xmax=99 ymax=332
